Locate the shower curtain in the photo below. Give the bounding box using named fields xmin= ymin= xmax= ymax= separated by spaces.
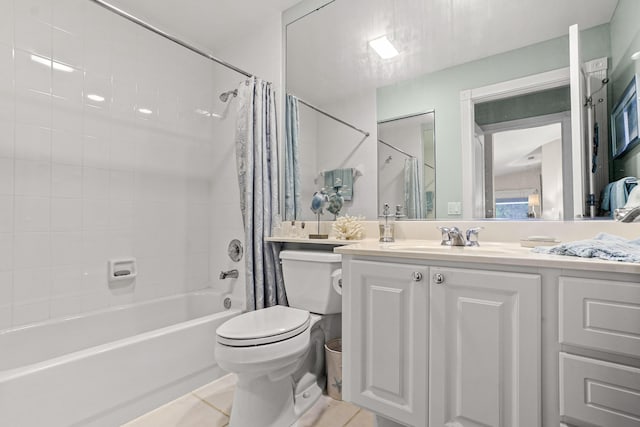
xmin=235 ymin=77 xmax=288 ymax=310
xmin=284 ymin=94 xmax=301 ymax=219
xmin=404 ymin=158 xmax=424 ymax=219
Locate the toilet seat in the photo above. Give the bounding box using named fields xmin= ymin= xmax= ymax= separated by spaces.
xmin=216 ymin=305 xmax=310 ymax=347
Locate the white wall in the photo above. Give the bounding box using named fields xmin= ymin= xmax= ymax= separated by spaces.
xmin=316 ymin=89 xmax=378 ymax=219
xmin=541 ymin=139 xmax=563 ymax=219
xmin=494 ymin=169 xmax=541 ymax=195
xmin=0 ymin=0 xmax=231 ymax=329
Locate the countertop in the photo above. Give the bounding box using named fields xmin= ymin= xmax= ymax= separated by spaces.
xmin=334 ymin=239 xmax=640 ymax=274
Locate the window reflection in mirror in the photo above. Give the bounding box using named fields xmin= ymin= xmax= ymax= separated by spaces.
xmin=378 ymin=112 xmax=435 ymax=219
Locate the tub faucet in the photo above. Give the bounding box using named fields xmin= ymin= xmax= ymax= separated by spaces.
xmin=220 ymin=269 xmax=239 ymax=279
xmin=614 ymin=206 xmax=640 ymax=222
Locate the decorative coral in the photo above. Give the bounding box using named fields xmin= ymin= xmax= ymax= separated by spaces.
xmin=332 ymin=215 xmax=365 ymax=240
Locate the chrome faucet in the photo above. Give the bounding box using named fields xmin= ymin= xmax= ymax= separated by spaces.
xmin=437 ymin=226 xmax=483 ymax=247
xmin=219 ymin=269 xmax=239 ymax=279
xmin=614 ymin=206 xmax=640 ymax=222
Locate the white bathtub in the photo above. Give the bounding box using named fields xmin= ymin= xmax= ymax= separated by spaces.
xmin=0 ymin=290 xmax=241 ymax=427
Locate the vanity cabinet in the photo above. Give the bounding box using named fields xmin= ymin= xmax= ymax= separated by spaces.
xmin=343 ymin=260 xmax=429 ymax=426
xmin=559 ymin=276 xmax=640 ymax=427
xmin=342 ymin=258 xmax=541 ymax=427
xmin=429 ymin=267 xmax=541 ymax=427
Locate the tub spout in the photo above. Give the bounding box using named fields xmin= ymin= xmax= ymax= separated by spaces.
xmin=220 ymin=269 xmax=239 ymax=279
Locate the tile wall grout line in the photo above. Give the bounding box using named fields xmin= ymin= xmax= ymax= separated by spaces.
xmin=342 ymin=408 xmax=362 ymax=427
xmin=189 ymin=391 xmax=231 ymax=417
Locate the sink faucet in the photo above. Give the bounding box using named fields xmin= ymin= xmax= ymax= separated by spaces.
xmin=614 ymin=206 xmax=640 ymax=222
xmin=437 ymin=226 xmax=483 ymax=247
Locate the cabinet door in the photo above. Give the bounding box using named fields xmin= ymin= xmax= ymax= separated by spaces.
xmin=344 ymin=260 xmax=428 ymax=427
xmin=429 ymin=267 xmax=541 ymax=427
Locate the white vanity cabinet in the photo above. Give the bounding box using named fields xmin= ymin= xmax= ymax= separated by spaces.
xmin=342 ymin=257 xmax=541 ymax=427
xmin=429 ymin=267 xmax=541 ymax=427
xmin=559 ymin=276 xmax=640 ymax=427
xmin=343 ymin=259 xmax=429 ymax=426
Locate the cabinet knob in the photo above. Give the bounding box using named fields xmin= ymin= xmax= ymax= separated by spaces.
xmin=411 ymin=272 xmax=423 ymax=282
xmin=433 ymin=273 xmax=445 ymax=284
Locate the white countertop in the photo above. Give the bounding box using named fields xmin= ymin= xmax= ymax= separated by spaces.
xmin=334 ymin=239 xmax=640 ymax=274
xmin=265 ymin=236 xmax=360 ymax=245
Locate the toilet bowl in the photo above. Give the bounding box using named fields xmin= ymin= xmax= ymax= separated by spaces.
xmin=215 ymin=250 xmax=342 ymax=427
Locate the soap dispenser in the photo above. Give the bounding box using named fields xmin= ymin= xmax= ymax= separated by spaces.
xmin=379 ymin=203 xmax=396 ymax=242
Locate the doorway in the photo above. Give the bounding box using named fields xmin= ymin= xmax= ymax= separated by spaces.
xmin=478 ymin=115 xmax=570 ymax=219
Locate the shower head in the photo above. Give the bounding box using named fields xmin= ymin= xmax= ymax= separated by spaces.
xmin=219 ymin=89 xmax=238 ymax=102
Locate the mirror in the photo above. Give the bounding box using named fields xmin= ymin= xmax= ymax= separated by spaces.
xmin=285 ymin=0 xmax=640 ymax=220
xmin=378 ymin=112 xmax=435 ymax=219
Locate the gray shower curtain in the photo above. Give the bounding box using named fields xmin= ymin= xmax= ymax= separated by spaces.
xmin=404 ymin=158 xmax=425 ymax=219
xmin=235 ymin=77 xmax=288 ymax=310
xmin=284 ymin=94 xmax=301 ymax=219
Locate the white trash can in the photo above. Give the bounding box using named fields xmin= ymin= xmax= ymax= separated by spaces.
xmin=325 ymin=338 xmax=342 ymax=400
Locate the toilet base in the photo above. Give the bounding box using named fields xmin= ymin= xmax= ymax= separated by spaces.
xmin=228 ymin=371 xmax=323 ymax=427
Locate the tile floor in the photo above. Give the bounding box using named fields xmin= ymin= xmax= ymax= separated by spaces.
xmin=123 ymin=374 xmax=375 ymax=427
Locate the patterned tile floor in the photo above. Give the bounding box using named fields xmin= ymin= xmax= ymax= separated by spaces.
xmin=123 ymin=374 xmax=374 ymax=427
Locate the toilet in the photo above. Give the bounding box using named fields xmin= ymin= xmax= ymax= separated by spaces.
xmin=215 ymin=250 xmax=342 ymax=427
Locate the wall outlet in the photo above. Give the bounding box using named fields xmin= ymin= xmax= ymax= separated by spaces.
xmin=447 ymin=202 xmax=462 ymax=215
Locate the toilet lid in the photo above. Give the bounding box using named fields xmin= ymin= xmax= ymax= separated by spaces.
xmin=216 ymin=305 xmax=310 ymax=347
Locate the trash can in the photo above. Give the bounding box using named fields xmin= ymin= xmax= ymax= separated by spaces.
xmin=325 ymin=338 xmax=342 ymax=400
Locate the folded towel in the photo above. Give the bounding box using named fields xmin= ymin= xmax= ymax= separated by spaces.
xmin=533 ymin=232 xmax=640 ymax=263
xmin=601 ymin=177 xmax=637 ymax=215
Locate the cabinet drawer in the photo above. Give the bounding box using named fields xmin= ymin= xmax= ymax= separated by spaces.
xmin=560 ymin=352 xmax=640 ymax=427
xmin=560 ymin=276 xmax=640 ymax=358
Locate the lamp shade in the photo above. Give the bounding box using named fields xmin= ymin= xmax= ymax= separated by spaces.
xmin=528 ymin=193 xmax=540 ymax=206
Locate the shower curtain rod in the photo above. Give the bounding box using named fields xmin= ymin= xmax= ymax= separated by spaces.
xmin=378 ymin=139 xmax=415 ymax=159
xmin=296 ymin=98 xmax=370 ymax=137
xmin=88 ymin=0 xmax=254 ymax=79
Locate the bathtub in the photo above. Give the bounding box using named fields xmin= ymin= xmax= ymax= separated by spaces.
xmin=0 ymin=290 xmax=241 ymax=427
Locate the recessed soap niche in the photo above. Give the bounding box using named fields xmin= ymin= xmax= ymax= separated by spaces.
xmin=108 ymin=258 xmax=137 ymax=283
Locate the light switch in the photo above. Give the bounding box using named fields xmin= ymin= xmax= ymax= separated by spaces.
xmin=447 ymin=202 xmax=461 ymax=215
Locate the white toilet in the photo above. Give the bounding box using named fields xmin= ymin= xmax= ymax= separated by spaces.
xmin=215 ymin=250 xmax=342 ymax=427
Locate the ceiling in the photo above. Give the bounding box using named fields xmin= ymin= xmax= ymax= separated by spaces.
xmin=286 ymin=0 xmax=619 ymax=104
xmin=98 ymin=1 xmax=619 ymax=105
xmin=492 ymin=124 xmax=562 ymax=177
xmin=104 ymin=0 xmax=301 ymax=53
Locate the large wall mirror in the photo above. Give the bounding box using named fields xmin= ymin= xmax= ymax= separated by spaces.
xmin=284 ymin=0 xmax=640 ymax=221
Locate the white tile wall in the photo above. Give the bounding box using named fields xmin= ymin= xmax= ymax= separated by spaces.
xmin=0 ymin=0 xmax=246 ymax=329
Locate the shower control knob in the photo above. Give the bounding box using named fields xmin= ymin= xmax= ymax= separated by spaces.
xmin=433 ymin=273 xmax=445 ymax=284
xmin=411 ymin=272 xmax=423 ymax=282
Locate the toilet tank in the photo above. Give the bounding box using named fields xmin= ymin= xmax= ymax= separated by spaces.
xmin=280 ymin=250 xmax=342 ymax=314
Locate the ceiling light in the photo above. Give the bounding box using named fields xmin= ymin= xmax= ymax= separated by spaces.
xmin=369 ymin=36 xmax=399 ymax=59
xmin=631 ymin=51 xmax=640 ymax=61
xmin=30 ymin=54 xmax=74 ymax=72
xmin=137 ymin=108 xmax=153 ymax=115
xmin=87 ymin=94 xmax=105 ymax=102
